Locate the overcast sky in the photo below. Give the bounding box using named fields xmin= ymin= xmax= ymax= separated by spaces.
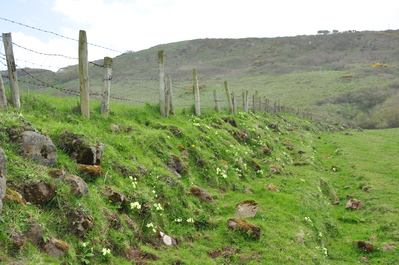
xmin=1 ymin=0 xmax=399 ymax=72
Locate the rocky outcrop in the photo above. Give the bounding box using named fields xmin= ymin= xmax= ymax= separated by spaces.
xmin=70 ymin=208 xmax=94 ymax=237
xmin=0 ymin=148 xmax=6 ymax=214
xmin=57 ymin=131 xmax=104 ymax=165
xmin=345 ymin=199 xmax=363 ymax=210
xmin=42 ymin=237 xmax=69 ymax=257
xmin=19 ymin=131 xmax=57 ymax=166
xmin=62 ymin=175 xmax=89 ymax=197
xmin=20 ymin=181 xmax=56 ymax=205
xmin=235 ymin=200 xmax=259 ymax=218
xmin=227 ymin=218 xmax=260 ymax=239
xmin=190 ymin=185 xmax=216 ymax=205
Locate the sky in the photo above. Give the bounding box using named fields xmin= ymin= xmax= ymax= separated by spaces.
xmin=1 ymin=0 xmax=399 ymax=72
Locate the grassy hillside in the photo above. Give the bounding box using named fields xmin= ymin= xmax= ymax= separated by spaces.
xmin=3 ymin=30 xmax=399 ymax=128
xmin=0 ymin=93 xmax=398 ymax=264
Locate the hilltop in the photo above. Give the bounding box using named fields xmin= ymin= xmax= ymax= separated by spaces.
xmin=0 ymin=93 xmax=399 ymax=264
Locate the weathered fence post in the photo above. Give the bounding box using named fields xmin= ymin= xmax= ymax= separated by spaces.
xmin=231 ymin=91 xmax=237 ymax=115
xmin=213 ymin=89 xmax=220 ymax=113
xmin=0 ymin=74 xmax=7 ymax=110
xmin=193 ymin=69 xmax=201 ymax=116
xmin=224 ymin=81 xmax=233 ymax=114
xmin=244 ymin=90 xmax=249 ymax=113
xmin=101 ymin=57 xmax=113 ymax=116
xmin=2 ymin=33 xmax=20 ymax=109
xmin=78 ymin=30 xmax=90 ymax=119
xmin=166 ymin=74 xmax=175 ymax=115
xmin=158 ymin=50 xmax=166 ymax=117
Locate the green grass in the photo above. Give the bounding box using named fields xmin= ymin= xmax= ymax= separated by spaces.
xmin=0 ymin=93 xmax=398 ymax=264
xmin=4 ymin=29 xmax=399 ymax=128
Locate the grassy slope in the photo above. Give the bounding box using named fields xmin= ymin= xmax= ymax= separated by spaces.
xmin=0 ymin=94 xmax=398 ymax=264
xmin=5 ymin=30 xmax=399 ymax=126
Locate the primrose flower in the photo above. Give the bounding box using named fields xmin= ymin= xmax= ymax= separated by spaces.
xmin=174 ymin=218 xmax=182 ymax=223
xmin=187 ymin=218 xmax=194 ymax=223
xmin=154 ymin=203 xmax=163 ymax=211
xmin=130 ymin=202 xmax=141 ymax=210
xmin=102 ymin=248 xmax=111 ymax=256
xmin=82 ymin=242 xmax=88 ymax=247
xmin=146 ymin=222 xmax=156 ymax=233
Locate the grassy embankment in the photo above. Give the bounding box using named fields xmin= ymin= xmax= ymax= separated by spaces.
xmin=0 ymin=93 xmax=398 ymax=264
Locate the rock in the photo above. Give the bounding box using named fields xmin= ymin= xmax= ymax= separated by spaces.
xmin=76 ymin=144 xmax=104 ymax=165
xmin=345 ymin=199 xmax=363 ymax=210
xmin=261 ymin=147 xmax=271 ymax=155
xmin=42 ymin=237 xmax=69 ymax=257
xmin=70 ymin=208 xmax=94 ymax=237
xmin=108 ymin=212 xmax=124 ymax=233
xmin=157 ymin=229 xmax=177 ymax=246
xmin=48 ymin=169 xmax=65 ymax=178
xmin=62 ymin=175 xmax=89 ymax=196
xmin=235 ymin=200 xmax=259 ymax=218
xmin=381 ymin=242 xmax=396 ymax=251
xmin=4 ymin=187 xmax=27 ymax=206
xmin=110 ymin=124 xmax=121 ymax=133
xmin=78 ymin=164 xmax=103 ymax=181
xmin=355 ymin=240 xmax=374 ymax=253
xmin=242 ymin=188 xmax=254 ymax=194
xmin=104 ymin=186 xmax=128 ymax=207
xmin=169 ymin=154 xmax=186 ymax=174
xmin=189 ymin=185 xmax=216 ymax=205
xmin=269 ymin=165 xmax=280 ymax=174
xmin=24 ymin=221 xmax=43 ymax=246
xmin=0 ymin=148 xmax=7 ymax=214
xmin=57 ymin=131 xmax=86 ymax=159
xmin=20 ymin=181 xmax=56 ymax=205
xmin=227 ymin=218 xmax=260 ymax=239
xmin=266 ymin=184 xmax=280 ymax=192
xmin=9 ymin=231 xmax=26 ymax=251
xmin=19 ymin=131 xmax=57 ymax=166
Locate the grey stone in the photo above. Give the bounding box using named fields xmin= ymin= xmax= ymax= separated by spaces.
xmin=62 ymin=175 xmax=89 ymax=196
xmin=19 ymin=131 xmax=57 ymax=166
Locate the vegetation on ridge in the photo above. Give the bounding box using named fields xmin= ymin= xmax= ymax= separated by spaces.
xmin=0 ymin=93 xmax=399 ymax=264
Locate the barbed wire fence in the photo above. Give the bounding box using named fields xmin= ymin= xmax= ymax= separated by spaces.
xmin=0 ymin=17 xmax=312 ymax=119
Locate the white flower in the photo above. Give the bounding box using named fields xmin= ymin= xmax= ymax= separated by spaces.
xmin=174 ymin=218 xmax=182 ymax=223
xmin=154 ymin=203 xmax=163 ymax=211
xmin=102 ymin=248 xmax=111 ymax=255
xmin=130 ymin=202 xmax=141 ymax=210
xmin=187 ymin=218 xmax=194 ymax=223
xmin=82 ymin=242 xmax=88 ymax=247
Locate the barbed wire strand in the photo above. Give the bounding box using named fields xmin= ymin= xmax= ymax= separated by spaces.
xmin=0 ymin=17 xmax=123 ymax=54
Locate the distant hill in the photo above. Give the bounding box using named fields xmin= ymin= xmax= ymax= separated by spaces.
xmin=3 ymin=29 xmax=399 ymax=127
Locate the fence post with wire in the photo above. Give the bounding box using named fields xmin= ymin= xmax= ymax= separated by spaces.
xmin=2 ymin=32 xmax=20 ymax=109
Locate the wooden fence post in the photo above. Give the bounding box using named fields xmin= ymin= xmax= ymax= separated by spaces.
xmin=0 ymin=74 xmax=7 ymax=110
xmin=101 ymin=57 xmax=113 ymax=116
xmin=231 ymin=91 xmax=237 ymax=115
xmin=2 ymin=33 xmax=20 ymax=109
xmin=78 ymin=30 xmax=90 ymax=119
xmin=193 ymin=69 xmax=201 ymax=116
xmin=213 ymin=89 xmax=220 ymax=113
xmin=158 ymin=50 xmax=166 ymax=117
xmin=166 ymin=74 xmax=175 ymax=115
xmin=224 ymin=81 xmax=233 ymax=114
xmin=244 ymin=90 xmax=249 ymax=113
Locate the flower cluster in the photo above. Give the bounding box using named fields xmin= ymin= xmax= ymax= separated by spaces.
xmin=102 ymin=248 xmax=111 ymax=256
xmin=187 ymin=218 xmax=194 ymax=223
xmin=146 ymin=222 xmax=156 ymax=233
xmin=216 ymin=167 xmax=227 ymax=179
xmin=153 ymin=203 xmax=163 ymax=211
xmin=129 ymin=176 xmax=138 ymax=189
xmin=130 ymin=201 xmax=141 ymax=210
